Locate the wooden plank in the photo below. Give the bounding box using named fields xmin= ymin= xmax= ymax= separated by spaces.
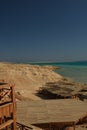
xmin=0 ymin=119 xmax=13 ymax=129
xmin=17 ymin=99 xmax=87 ymax=126
xmin=0 ymin=103 xmax=13 ymax=117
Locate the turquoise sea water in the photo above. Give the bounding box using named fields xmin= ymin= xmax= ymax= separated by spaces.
xmin=30 ymin=61 xmax=87 ymax=84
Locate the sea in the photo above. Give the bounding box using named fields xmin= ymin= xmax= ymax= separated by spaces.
xmin=30 ymin=61 xmax=87 ymax=84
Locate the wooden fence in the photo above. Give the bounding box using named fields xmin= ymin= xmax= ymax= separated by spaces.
xmin=0 ymin=82 xmax=16 ymax=130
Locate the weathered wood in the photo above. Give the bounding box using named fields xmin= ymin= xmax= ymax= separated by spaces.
xmin=16 ymin=122 xmax=33 ymax=130
xmin=17 ymin=99 xmax=87 ymax=129
xmin=11 ymin=85 xmax=16 ymax=130
xmin=0 ymin=103 xmax=13 ymax=117
xmin=0 ymin=86 xmax=12 ymax=104
xmin=0 ymin=82 xmax=16 ymax=130
xmin=0 ymin=119 xmax=13 ymax=129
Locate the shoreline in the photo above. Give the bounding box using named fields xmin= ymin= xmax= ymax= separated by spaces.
xmin=0 ymin=62 xmax=87 ymax=101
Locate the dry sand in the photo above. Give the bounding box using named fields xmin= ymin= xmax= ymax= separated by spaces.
xmin=0 ymin=62 xmax=63 ymax=100
xmin=0 ymin=62 xmax=87 ymax=130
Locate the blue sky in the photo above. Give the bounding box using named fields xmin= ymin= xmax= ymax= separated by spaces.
xmin=0 ymin=0 xmax=87 ymax=62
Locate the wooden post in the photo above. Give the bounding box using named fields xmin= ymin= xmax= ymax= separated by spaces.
xmin=11 ymin=85 xmax=16 ymax=130
xmin=0 ymin=83 xmax=17 ymax=130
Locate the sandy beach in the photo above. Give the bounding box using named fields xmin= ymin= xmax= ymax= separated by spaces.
xmin=0 ymin=62 xmax=87 ymax=130
xmin=0 ymin=62 xmax=63 ymax=100
xmin=0 ymin=62 xmax=87 ymax=101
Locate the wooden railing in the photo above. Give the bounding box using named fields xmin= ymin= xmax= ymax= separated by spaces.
xmin=0 ymin=84 xmax=13 ymax=105
xmin=16 ymin=122 xmax=33 ymax=130
xmin=0 ymin=81 xmax=33 ymax=130
xmin=0 ymin=82 xmax=16 ymax=130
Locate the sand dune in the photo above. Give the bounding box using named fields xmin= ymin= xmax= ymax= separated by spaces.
xmin=0 ymin=62 xmax=62 ymax=100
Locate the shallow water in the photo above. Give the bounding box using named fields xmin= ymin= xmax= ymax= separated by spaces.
xmin=30 ymin=61 xmax=87 ymax=84
xmin=56 ymin=65 xmax=87 ymax=83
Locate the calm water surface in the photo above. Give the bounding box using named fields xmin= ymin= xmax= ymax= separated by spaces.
xmin=30 ymin=61 xmax=87 ymax=84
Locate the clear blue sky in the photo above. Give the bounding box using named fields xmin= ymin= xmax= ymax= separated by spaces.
xmin=0 ymin=0 xmax=87 ymax=62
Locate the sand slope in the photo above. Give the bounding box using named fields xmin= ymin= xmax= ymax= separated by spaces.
xmin=0 ymin=62 xmax=62 ymax=100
